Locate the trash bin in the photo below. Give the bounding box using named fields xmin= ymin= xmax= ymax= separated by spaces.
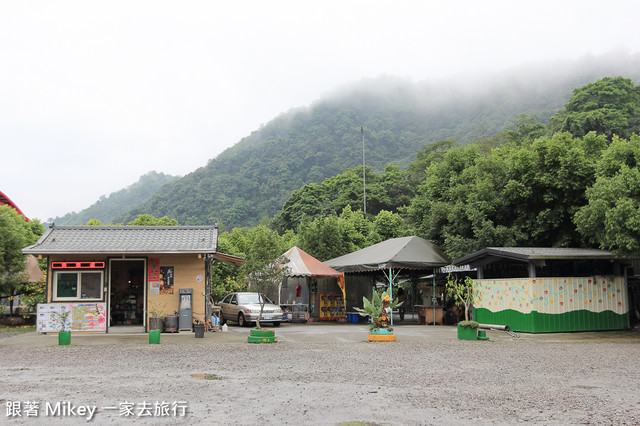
xmin=149 ymin=329 xmax=161 ymax=344
xmin=194 ymin=323 xmax=205 ymax=338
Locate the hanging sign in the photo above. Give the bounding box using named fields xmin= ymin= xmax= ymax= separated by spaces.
xmin=148 ymin=258 xmax=160 ymax=282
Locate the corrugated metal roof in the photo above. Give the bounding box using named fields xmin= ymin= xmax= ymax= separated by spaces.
xmin=454 ymin=247 xmax=637 ymax=266
xmin=22 ymin=225 xmax=218 ymax=255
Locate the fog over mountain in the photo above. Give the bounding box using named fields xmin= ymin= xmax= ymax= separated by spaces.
xmin=61 ymin=51 xmax=640 ymax=228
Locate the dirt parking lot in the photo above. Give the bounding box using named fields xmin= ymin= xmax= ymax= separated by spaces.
xmin=2 ymin=324 xmax=639 ymax=425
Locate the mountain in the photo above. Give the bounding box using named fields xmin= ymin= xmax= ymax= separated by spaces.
xmin=52 ymin=171 xmax=178 ymax=225
xmin=113 ymin=52 xmax=640 ymax=229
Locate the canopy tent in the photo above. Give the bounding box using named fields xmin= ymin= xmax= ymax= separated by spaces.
xmin=325 ymin=236 xmax=450 ymax=272
xmin=325 ymin=236 xmax=450 ymax=325
xmin=278 ymin=247 xmax=343 ymax=316
xmin=282 ymin=246 xmax=342 ymax=278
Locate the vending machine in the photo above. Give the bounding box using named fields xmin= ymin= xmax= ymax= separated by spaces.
xmin=178 ymin=288 xmax=193 ymax=330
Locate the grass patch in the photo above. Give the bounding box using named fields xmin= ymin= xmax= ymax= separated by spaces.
xmin=0 ymin=324 xmax=36 ymax=334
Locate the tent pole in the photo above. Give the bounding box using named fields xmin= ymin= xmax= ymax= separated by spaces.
xmin=389 ymin=267 xmax=393 ymax=326
xmin=432 ymin=272 xmax=436 ymax=325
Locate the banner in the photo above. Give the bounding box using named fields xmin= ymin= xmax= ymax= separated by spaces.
xmin=37 ymin=303 xmax=107 ymax=332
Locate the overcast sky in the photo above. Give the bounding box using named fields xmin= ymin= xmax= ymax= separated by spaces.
xmin=2 ymin=1 xmax=639 ymax=222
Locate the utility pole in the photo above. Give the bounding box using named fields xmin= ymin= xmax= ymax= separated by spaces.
xmin=361 ymin=126 xmax=366 ymax=216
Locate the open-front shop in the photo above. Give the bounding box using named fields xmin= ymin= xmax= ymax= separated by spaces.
xmin=325 ymin=236 xmax=451 ymax=323
xmin=23 ymin=225 xmax=238 ymax=333
xmin=272 ymin=246 xmax=344 ymax=322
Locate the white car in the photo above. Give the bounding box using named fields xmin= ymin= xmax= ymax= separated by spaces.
xmin=219 ymin=292 xmax=283 ymax=327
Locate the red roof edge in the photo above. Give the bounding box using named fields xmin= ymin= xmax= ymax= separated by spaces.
xmin=0 ymin=190 xmax=29 ymax=221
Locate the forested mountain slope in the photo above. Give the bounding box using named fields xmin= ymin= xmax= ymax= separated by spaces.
xmin=118 ymin=53 xmax=640 ymax=228
xmin=53 ymin=171 xmax=178 ymax=225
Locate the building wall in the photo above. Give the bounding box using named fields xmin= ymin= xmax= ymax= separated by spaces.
xmin=474 ymin=276 xmax=629 ymax=332
xmin=147 ymin=254 xmax=207 ymax=324
xmin=46 ymin=254 xmax=207 ymax=331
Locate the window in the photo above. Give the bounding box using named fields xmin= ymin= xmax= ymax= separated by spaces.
xmin=53 ymin=271 xmax=104 ymax=301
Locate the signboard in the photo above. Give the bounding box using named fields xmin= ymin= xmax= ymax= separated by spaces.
xmin=37 ymin=303 xmax=107 ymax=333
xmin=149 ymin=281 xmax=161 ymax=295
xmin=160 ymin=266 xmax=174 ymax=294
xmin=148 ymin=258 xmax=160 ymax=281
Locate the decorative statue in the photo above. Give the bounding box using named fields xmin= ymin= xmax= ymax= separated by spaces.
xmin=377 ymin=295 xmax=392 ymax=329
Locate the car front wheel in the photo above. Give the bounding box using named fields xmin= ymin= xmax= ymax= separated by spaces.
xmin=272 ymin=321 xmax=281 ymax=327
xmin=238 ymin=312 xmax=247 ymax=327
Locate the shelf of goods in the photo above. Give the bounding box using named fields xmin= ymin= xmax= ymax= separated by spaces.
xmin=280 ymin=304 xmax=309 ymax=323
xmin=319 ymin=292 xmax=346 ymax=321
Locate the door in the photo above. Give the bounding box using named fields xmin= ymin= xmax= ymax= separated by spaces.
xmin=108 ymin=259 xmax=146 ymax=332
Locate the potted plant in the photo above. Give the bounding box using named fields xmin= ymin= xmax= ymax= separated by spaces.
xmin=354 ymin=289 xmax=402 ymax=342
xmin=147 ymin=303 xmax=167 ymax=332
xmin=446 ymin=274 xmax=479 ymax=340
xmin=51 ymin=307 xmax=71 ymax=346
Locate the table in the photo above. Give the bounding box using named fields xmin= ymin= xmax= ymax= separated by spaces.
xmin=415 ymin=305 xmax=443 ymax=325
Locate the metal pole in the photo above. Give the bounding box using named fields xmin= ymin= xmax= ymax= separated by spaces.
xmin=361 ymin=126 xmax=366 ymax=216
xmin=432 ymin=274 xmax=437 ymax=325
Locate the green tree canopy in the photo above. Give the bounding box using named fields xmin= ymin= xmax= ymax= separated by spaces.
xmin=552 ymin=76 xmax=640 ymax=140
xmin=127 ymin=214 xmax=179 ymax=226
xmin=407 ymin=132 xmax=607 ymax=259
xmin=574 ymin=135 xmax=640 ymax=254
xmin=0 ymin=206 xmax=44 ymax=315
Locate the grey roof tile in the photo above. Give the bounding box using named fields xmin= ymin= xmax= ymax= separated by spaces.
xmin=23 ymin=225 xmax=218 ymax=255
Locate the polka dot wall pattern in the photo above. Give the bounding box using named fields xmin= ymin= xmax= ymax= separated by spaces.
xmin=475 ymin=276 xmax=626 ymax=315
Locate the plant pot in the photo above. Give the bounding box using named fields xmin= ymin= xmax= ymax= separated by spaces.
xmin=248 ymin=328 xmax=277 ymax=343
xmin=457 ymin=324 xmax=478 ymax=340
xmin=149 ymin=329 xmax=161 ymax=344
xmin=58 ymin=331 xmax=71 ymax=346
xmin=163 ymin=315 xmax=178 ymax=333
xmin=148 ymin=317 xmax=164 ymax=332
xmin=368 ymin=327 xmax=396 ymax=342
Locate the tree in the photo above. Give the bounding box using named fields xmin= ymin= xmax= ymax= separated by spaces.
xmin=272 ymin=165 xmax=410 ymax=233
xmin=551 ymin=76 xmax=640 ymax=140
xmin=297 ymin=216 xmax=354 ymax=261
xmin=240 ymin=226 xmax=291 ymax=329
xmin=445 ymin=275 xmax=476 ymax=322
xmin=210 ymin=232 xmax=247 ymax=303
xmin=574 ymin=135 xmax=640 ymax=254
xmin=0 ymin=206 xmax=44 ymax=316
xmin=127 ymin=214 xmax=179 ymax=226
xmin=407 ymin=132 xmax=605 ymax=259
xmin=366 ymin=210 xmax=411 ymax=245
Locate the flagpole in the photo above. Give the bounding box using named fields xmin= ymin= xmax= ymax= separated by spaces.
xmin=361 ymin=126 xmax=366 ymax=217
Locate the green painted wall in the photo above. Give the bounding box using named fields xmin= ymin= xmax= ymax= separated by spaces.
xmin=475 ymin=308 xmax=630 ymax=333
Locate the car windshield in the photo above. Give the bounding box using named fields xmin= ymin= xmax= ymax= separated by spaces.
xmin=237 ymin=293 xmax=272 ymax=305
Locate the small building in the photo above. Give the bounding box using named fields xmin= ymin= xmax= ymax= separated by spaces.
xmin=23 ymin=225 xmax=241 ymax=333
xmin=453 ymin=247 xmax=638 ymax=333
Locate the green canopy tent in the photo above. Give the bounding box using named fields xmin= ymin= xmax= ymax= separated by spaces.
xmin=325 ymin=236 xmax=450 ymax=325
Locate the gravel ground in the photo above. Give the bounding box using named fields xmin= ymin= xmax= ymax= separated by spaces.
xmin=1 ymin=325 xmax=640 ymax=425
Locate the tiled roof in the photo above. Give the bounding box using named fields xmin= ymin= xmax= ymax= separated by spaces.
xmin=23 ymin=225 xmax=218 ymax=255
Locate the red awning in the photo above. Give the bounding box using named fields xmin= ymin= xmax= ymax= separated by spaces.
xmin=282 ymin=246 xmax=342 ymax=278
